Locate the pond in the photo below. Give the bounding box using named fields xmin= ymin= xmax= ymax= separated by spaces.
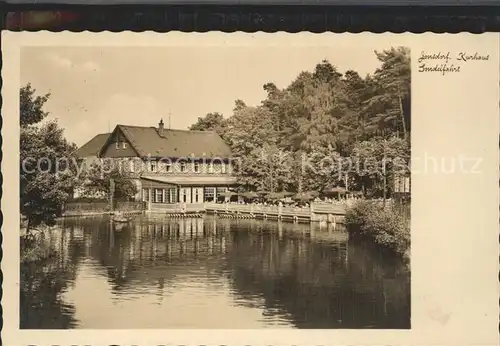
xmin=20 ymin=215 xmax=410 ymax=329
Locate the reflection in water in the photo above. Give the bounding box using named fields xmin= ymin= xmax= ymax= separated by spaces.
xmin=20 ymin=216 xmax=410 ymax=329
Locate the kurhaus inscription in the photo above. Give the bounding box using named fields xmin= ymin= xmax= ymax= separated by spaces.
xmin=418 ymin=50 xmax=490 ymax=76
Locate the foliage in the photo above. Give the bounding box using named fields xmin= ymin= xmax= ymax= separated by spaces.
xmin=351 ymin=137 xmax=410 ymax=197
xmin=20 ymin=83 xmax=51 ymax=127
xmin=20 ymin=84 xmax=81 ymax=232
xmin=81 ymin=161 xmax=138 ymax=201
xmin=345 ymin=200 xmax=410 ymax=256
xmin=67 ymin=196 xmax=108 ymax=203
xmin=190 ymin=47 xmax=411 ymax=196
xmin=20 ymin=229 xmax=56 ymax=263
xmin=189 ymin=112 xmax=228 ymax=137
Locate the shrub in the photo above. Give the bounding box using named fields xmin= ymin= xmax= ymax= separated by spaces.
xmin=67 ymin=196 xmax=108 ymax=203
xmin=344 ymin=200 xmax=377 ymax=235
xmin=345 ymin=200 xmax=410 ymax=256
xmin=20 ymin=229 xmax=56 ymax=264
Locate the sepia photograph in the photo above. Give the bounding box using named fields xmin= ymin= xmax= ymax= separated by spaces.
xmin=2 ymin=32 xmax=498 ymax=346
xmin=19 ymin=43 xmax=411 ymax=329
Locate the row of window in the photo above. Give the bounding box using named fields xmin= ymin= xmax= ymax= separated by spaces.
xmin=143 ymin=187 xmax=228 ymax=203
xmin=147 ymin=161 xmax=227 ymax=174
xmin=143 ymin=188 xmax=179 ymax=203
xmin=109 ymin=157 xmax=230 ymax=174
xmin=181 ymin=188 xmax=203 ymax=203
xmin=112 ymin=142 xmax=228 ymax=174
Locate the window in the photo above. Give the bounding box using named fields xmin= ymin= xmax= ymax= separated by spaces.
xmin=150 ymin=161 xmax=157 ymax=172
xmin=180 ymin=162 xmax=186 ymax=172
xmin=155 ymin=188 xmax=163 ymax=203
xmin=115 ymin=142 xmax=120 ymax=149
xmin=204 ymin=187 xmax=215 ymax=202
xmin=194 ymin=162 xmax=200 ymax=173
xmin=182 ymin=189 xmax=187 ymax=203
xmin=195 ymin=189 xmax=200 ymax=203
xmin=169 ymin=188 xmax=178 ymax=203
xmin=213 ymin=163 xmax=221 ymax=173
xmin=143 ymin=188 xmax=149 ymax=202
xmin=164 ymin=188 xmax=176 ymax=203
xmin=122 ymin=142 xmax=127 ymax=149
xmin=216 ymin=187 xmax=227 ymax=197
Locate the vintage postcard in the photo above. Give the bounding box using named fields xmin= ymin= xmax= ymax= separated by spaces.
xmin=2 ymin=32 xmax=498 ymax=345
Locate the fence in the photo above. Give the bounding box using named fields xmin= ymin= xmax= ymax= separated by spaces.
xmin=150 ymin=203 xmax=206 ymax=213
xmin=64 ymin=200 xmax=349 ymax=218
xmin=204 ymin=202 xmax=347 ymax=218
xmin=63 ymin=201 xmax=145 ymax=215
xmin=116 ymin=201 xmax=147 ymax=212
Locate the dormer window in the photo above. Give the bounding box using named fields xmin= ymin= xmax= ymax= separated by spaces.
xmin=115 ymin=141 xmax=127 ymax=150
xmin=194 ymin=162 xmax=200 ymax=173
xmin=180 ymin=162 xmax=186 ymax=172
xmin=150 ymin=161 xmax=157 ymax=172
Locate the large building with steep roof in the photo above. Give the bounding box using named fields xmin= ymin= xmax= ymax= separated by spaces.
xmin=75 ymin=120 xmax=237 ymax=206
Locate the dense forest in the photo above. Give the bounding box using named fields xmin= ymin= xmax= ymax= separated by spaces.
xmin=190 ymin=47 xmax=411 ymax=197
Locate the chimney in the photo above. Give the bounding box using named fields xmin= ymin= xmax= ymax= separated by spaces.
xmin=158 ymin=118 xmax=164 ymax=136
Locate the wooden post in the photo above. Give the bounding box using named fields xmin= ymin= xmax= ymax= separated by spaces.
xmin=344 ymin=172 xmax=349 ymax=193
xmin=382 ymin=140 xmax=387 ymax=208
xmin=110 ymin=178 xmax=115 ymax=212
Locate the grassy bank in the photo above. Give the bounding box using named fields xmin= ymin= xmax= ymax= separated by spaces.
xmin=20 ymin=229 xmax=56 ymax=264
xmin=345 ymin=200 xmax=410 ymax=260
xmin=21 ymin=242 xmax=56 ymax=263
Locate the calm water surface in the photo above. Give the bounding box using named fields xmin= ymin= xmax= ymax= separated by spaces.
xmin=20 ymin=216 xmax=410 ymax=329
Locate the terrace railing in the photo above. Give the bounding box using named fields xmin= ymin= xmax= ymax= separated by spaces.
xmin=204 ymin=202 xmax=347 ymax=216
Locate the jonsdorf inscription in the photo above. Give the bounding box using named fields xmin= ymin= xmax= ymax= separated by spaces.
xmin=418 ymin=51 xmax=490 ymax=75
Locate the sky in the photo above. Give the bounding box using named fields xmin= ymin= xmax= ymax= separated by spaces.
xmin=21 ymin=45 xmax=389 ymax=146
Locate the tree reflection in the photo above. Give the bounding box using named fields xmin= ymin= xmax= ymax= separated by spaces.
xmin=20 ymin=227 xmax=82 ymax=329
xmin=222 ymin=219 xmax=410 ymax=329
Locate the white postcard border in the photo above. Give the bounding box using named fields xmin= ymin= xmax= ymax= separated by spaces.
xmin=2 ymin=31 xmax=499 ymax=346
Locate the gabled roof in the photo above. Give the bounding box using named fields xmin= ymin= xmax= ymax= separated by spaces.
xmin=100 ymin=125 xmax=232 ymax=158
xmin=74 ymin=133 xmax=110 ymax=157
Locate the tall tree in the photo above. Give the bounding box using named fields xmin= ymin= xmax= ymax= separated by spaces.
xmin=20 ymin=83 xmax=50 ymax=127
xmin=20 ymin=85 xmax=80 ymax=232
xmin=189 ymin=112 xmax=228 ymax=137
xmin=188 ymin=47 xmax=412 ymax=196
xmin=372 ymin=47 xmax=411 ymax=140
